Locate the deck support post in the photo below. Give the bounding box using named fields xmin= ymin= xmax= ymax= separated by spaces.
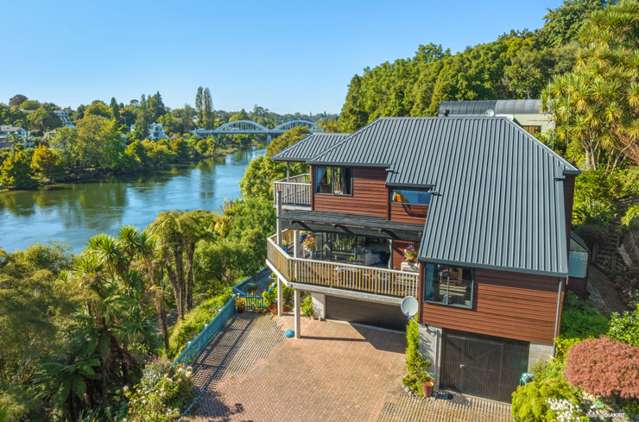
xmin=294 ymin=289 xmax=301 ymax=338
xmin=277 ymin=276 xmax=283 ymax=317
xmin=275 ymin=190 xmax=282 ymax=246
xmin=293 ymin=230 xmax=299 ymax=258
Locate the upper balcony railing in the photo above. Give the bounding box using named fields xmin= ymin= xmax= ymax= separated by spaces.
xmin=274 ymin=174 xmax=311 ymax=208
xmin=266 ymin=231 xmax=419 ymax=299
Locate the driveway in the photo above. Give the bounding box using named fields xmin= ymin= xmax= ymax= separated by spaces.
xmin=186 ymin=313 xmax=512 ymax=422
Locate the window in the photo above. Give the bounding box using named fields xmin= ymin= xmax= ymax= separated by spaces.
xmin=424 ymin=264 xmax=474 ymax=308
xmin=391 ymin=189 xmax=431 ymax=205
xmin=522 ymin=125 xmax=541 ymax=136
xmin=315 ymin=166 xmax=352 ymax=195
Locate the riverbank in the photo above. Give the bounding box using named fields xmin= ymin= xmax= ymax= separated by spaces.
xmin=0 ymin=147 xmax=265 ymax=251
xmin=0 ymin=139 xmax=264 ymax=192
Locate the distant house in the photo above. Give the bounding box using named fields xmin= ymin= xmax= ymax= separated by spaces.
xmin=266 ymin=116 xmax=587 ymax=402
xmin=148 ymin=122 xmax=168 ymax=140
xmin=438 ymin=99 xmax=554 ymax=135
xmin=54 ymin=109 xmax=75 ymax=128
xmin=0 ymin=125 xmax=29 ymax=147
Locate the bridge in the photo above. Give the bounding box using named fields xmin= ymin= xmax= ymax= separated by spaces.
xmin=192 ymin=119 xmax=321 ymax=138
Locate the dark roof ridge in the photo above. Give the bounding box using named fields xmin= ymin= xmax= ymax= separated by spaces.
xmin=273 ymin=132 xmax=350 ymax=162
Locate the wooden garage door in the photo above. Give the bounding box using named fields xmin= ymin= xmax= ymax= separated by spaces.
xmin=325 ymin=296 xmax=407 ymax=331
xmin=441 ymin=331 xmax=529 ymax=402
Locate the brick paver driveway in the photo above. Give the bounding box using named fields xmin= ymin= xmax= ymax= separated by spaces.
xmin=186 ymin=313 xmax=512 ymax=422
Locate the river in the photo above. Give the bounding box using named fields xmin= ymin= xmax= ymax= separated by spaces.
xmin=0 ymin=148 xmax=265 ymax=252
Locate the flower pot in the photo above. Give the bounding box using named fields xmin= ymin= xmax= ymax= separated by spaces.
xmin=423 ymin=381 xmax=434 ymax=397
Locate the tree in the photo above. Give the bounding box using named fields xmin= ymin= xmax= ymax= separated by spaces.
xmin=31 ymin=145 xmax=62 ymax=182
xmin=83 ymin=100 xmax=112 ymax=119
xmin=202 ymin=88 xmax=213 ymax=129
xmin=543 ymin=1 xmax=639 ymax=171
xmin=109 ymin=97 xmax=121 ymax=124
xmin=8 ymin=94 xmax=27 ymax=107
xmin=147 ymin=91 xmax=166 ymax=121
xmin=538 ymin=0 xmax=609 ymax=48
xmin=0 ymin=149 xmax=36 ymax=189
xmin=74 ymin=115 xmax=125 ymax=170
xmin=338 ymin=75 xmax=368 ymax=131
xmin=26 ymin=106 xmax=61 ymax=133
xmin=132 ymin=95 xmax=151 ymax=141
xmin=195 ymin=87 xmax=203 ymax=127
xmin=565 ymin=337 xmax=639 ymax=399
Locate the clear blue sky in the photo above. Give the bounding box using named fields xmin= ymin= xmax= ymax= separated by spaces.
xmin=0 ymin=1 xmax=562 ymax=114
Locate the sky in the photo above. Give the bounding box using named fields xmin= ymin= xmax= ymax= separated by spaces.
xmin=0 ymin=1 xmax=563 ymax=115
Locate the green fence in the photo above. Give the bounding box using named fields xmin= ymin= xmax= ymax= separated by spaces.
xmin=233 ymin=268 xmax=272 ymax=312
xmin=173 ymin=295 xmax=236 ymax=366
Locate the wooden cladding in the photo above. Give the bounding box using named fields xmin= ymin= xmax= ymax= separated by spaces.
xmin=390 ymin=202 xmax=428 ymax=224
xmin=422 ymin=269 xmax=561 ymax=345
xmin=313 ymin=167 xmax=388 ymax=217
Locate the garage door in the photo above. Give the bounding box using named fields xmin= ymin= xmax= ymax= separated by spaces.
xmin=441 ymin=331 xmax=529 ymax=402
xmin=325 ymin=296 xmax=407 ymax=331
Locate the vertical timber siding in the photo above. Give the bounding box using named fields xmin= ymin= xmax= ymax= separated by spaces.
xmin=422 ymin=269 xmax=561 ymax=345
xmin=313 ymin=167 xmax=387 ymax=217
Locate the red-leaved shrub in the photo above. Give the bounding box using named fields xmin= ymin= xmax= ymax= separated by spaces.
xmin=565 ymin=337 xmax=639 ymax=399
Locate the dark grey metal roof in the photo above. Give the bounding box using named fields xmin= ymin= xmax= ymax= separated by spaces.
xmin=272 ymin=133 xmax=349 ymax=162
xmin=438 ymin=99 xmax=543 ymax=116
xmin=308 ymin=116 xmax=578 ymax=276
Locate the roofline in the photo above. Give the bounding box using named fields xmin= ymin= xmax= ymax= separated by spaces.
xmin=417 ymin=257 xmax=569 ymax=278
xmin=271 ymin=132 xmax=351 ymax=162
xmin=307 ymin=161 xmax=390 ymax=168
xmin=385 ymin=182 xmax=435 ymax=189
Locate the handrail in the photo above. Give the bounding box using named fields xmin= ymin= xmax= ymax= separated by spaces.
xmin=267 ymin=231 xmax=419 ymax=298
xmin=274 ymin=175 xmax=312 ymax=207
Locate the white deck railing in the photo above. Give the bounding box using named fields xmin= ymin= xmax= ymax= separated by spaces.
xmin=267 ymin=231 xmax=419 ymax=298
xmin=274 ymin=174 xmax=311 ymax=207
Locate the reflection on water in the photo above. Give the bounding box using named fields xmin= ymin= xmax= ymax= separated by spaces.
xmin=0 ymin=148 xmax=264 ymax=252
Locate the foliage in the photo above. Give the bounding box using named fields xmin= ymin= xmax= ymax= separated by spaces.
xmin=402 ymin=318 xmax=431 ymax=396
xmin=167 ymin=290 xmax=232 ymax=358
xmin=31 ymin=144 xmax=62 ymax=182
xmin=0 ymin=149 xmax=36 ymax=189
xmin=543 ymin=1 xmax=639 ymax=171
xmin=621 ymin=204 xmax=639 ymax=230
xmin=301 ymin=294 xmax=313 ymax=317
xmin=556 ymin=293 xmax=608 ymax=360
xmin=608 ymin=305 xmax=639 ymax=347
xmin=512 ymin=359 xmax=585 ymax=421
xmin=565 ymin=337 xmax=639 ymax=399
xmin=124 ymin=359 xmax=193 ymax=422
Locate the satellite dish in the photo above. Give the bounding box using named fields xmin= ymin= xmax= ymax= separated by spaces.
xmin=400 ymin=296 xmax=419 ymax=318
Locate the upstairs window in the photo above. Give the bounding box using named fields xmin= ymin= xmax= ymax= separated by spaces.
xmin=424 ymin=263 xmax=474 ymax=308
xmin=391 ymin=189 xmax=431 ymax=205
xmin=315 ymin=166 xmax=352 ymax=195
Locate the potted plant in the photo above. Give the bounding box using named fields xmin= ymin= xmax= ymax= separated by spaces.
xmin=401 ymin=244 xmax=419 ymax=272
xmin=422 ymin=377 xmax=435 ymax=398
xmin=302 ymin=234 xmax=316 ymax=252
xmin=236 ymin=297 xmax=246 ymax=313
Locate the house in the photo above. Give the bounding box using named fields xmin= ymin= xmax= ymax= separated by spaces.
xmin=0 ymin=125 xmax=29 ymax=147
xmin=148 ymin=122 xmax=168 ymax=140
xmin=265 ymin=117 xmax=588 ymax=402
xmin=54 ymin=109 xmax=75 ymax=128
xmin=438 ymin=99 xmax=554 ymax=135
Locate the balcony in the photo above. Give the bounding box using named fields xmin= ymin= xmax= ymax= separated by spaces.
xmin=274 ymin=174 xmax=311 ymax=209
xmin=266 ymin=230 xmax=419 ymax=301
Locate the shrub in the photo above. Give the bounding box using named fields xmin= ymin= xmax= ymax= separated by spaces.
xmin=512 ymin=359 xmax=584 ymax=421
xmin=402 ymin=318 xmax=431 ymax=396
xmin=565 ymin=337 xmax=639 ymax=399
xmin=556 ymin=293 xmax=608 ymax=360
xmin=621 ymin=205 xmax=639 ymax=229
xmin=301 ymin=295 xmax=314 ymax=317
xmin=608 ymin=305 xmax=639 ymax=347
xmin=167 ymin=289 xmax=232 ymax=358
xmin=125 ymin=359 xmax=193 ymax=422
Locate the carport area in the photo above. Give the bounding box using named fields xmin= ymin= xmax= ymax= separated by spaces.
xmin=185 ymin=314 xmax=512 ymax=422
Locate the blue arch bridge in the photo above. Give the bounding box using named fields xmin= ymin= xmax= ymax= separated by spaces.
xmin=192 ymin=119 xmax=321 ymax=140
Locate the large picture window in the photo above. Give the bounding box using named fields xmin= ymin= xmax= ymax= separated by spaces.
xmin=424 ymin=264 xmax=474 ymax=308
xmin=391 ymin=189 xmax=431 ymax=205
xmin=315 ymin=166 xmax=352 ymax=195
